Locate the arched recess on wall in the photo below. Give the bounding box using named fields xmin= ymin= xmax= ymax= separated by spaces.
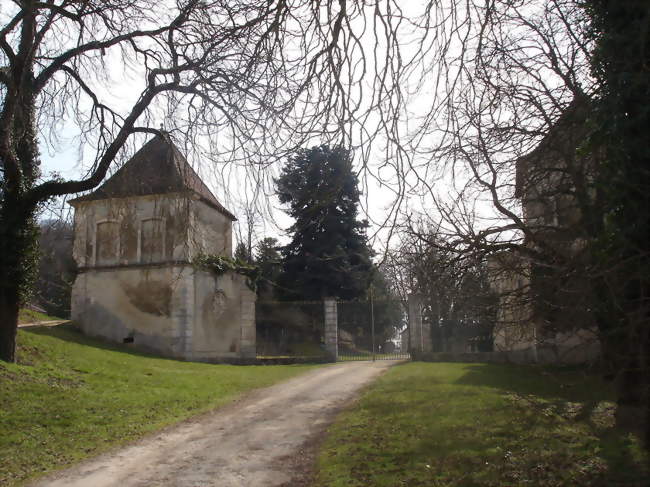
xmin=95 ymin=220 xmax=119 ymax=266
xmin=140 ymin=218 xmax=166 ymax=263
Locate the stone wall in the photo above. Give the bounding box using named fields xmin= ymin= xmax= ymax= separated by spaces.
xmin=72 ymin=267 xmax=255 ymax=361
xmin=71 ymin=265 xmax=193 ymax=357
xmin=70 ymin=192 xmax=254 ymax=361
xmin=189 ymin=198 xmax=233 ymax=259
xmin=188 ymin=271 xmax=256 ymax=361
xmin=72 ymin=193 xmax=234 ymax=269
xmin=72 ymin=194 xmax=195 ymax=268
xmin=487 ymin=252 xmax=537 ymax=353
xmin=486 ymin=251 xmax=600 ymax=364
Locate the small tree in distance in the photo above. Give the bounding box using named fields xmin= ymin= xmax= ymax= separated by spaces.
xmin=234 ymin=242 xmax=252 ymax=264
xmin=276 ymin=146 xmax=373 ymax=301
xmin=255 ymin=237 xmax=281 ymax=300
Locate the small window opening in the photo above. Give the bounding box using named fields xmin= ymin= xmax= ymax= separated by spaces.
xmin=123 ymin=336 xmax=134 ymax=344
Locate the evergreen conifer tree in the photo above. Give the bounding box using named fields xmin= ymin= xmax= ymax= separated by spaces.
xmin=276 ymin=145 xmax=373 ymax=300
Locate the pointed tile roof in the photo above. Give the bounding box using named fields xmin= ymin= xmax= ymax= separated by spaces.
xmin=69 ymin=134 xmax=236 ymax=220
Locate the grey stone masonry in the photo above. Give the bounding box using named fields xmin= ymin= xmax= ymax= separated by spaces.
xmin=239 ymin=290 xmax=257 ymax=358
xmin=408 ymin=294 xmax=431 ymax=353
xmin=323 ymin=298 xmax=338 ymax=361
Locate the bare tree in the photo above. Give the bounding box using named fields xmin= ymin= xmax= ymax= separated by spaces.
xmin=383 ymin=224 xmax=496 ymax=353
xmin=35 ymin=217 xmax=75 ymax=318
xmin=399 ymin=0 xmax=647 ymax=440
xmin=0 ymin=0 xmax=406 ymax=362
xmin=391 ymin=1 xmax=593 ymax=350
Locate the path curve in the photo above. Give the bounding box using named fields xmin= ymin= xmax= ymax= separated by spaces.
xmin=30 ymin=360 xmax=396 ymax=487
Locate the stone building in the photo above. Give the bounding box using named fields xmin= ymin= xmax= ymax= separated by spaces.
xmin=488 ymin=100 xmax=600 ymax=363
xmin=69 ymin=134 xmax=256 ymax=361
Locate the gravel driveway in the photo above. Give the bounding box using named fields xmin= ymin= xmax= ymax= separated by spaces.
xmin=30 ymin=360 xmax=396 ymax=487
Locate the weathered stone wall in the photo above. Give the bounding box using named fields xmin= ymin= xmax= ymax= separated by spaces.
xmin=71 ymin=192 xmax=254 ymax=361
xmin=72 ymin=267 xmax=256 ymax=361
xmin=72 ymin=194 xmax=194 ymax=267
xmin=188 ymin=271 xmax=256 ymax=361
xmin=487 ymin=252 xmax=537 ymax=355
xmin=487 ymin=252 xmax=600 ymax=364
xmin=71 ymin=265 xmax=193 ymax=357
xmin=188 ymin=198 xmax=233 ymax=259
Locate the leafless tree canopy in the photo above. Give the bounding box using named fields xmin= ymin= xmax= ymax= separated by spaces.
xmin=387 ymin=1 xmax=594 ymax=250
xmin=0 ymin=0 xmax=411 ymax=210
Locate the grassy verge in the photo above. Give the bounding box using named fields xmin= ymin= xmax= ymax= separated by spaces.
xmin=0 ymin=324 xmax=321 ymax=486
xmin=18 ymin=309 xmax=61 ymax=324
xmin=317 ymin=362 xmax=648 ymax=486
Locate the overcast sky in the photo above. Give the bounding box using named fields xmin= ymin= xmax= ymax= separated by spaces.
xmin=27 ymin=0 xmax=550 ymax=258
xmin=31 ymin=1 xmax=436 ymax=256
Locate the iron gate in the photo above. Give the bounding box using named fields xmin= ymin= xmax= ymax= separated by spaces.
xmin=337 ymin=298 xmax=410 ymax=361
xmin=255 ymin=300 xmax=327 ymax=359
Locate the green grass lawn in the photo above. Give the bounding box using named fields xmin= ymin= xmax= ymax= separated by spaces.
xmin=0 ymin=324 xmax=321 ymax=486
xmin=317 ymin=362 xmax=648 ymax=487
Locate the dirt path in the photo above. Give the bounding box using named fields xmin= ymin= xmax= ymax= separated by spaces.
xmin=30 ymin=360 xmax=396 ymax=487
xmin=18 ymin=320 xmax=70 ymax=328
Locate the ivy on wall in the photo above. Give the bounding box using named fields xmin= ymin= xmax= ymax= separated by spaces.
xmin=192 ymin=254 xmax=260 ymax=291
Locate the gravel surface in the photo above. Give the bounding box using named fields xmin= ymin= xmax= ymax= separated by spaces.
xmin=30 ymin=360 xmax=396 ymax=487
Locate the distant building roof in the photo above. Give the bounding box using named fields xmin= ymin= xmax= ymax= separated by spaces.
xmin=68 ymin=134 xmax=236 ymax=221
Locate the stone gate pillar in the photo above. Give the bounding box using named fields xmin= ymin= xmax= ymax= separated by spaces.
xmin=323 ymin=298 xmax=338 ymax=361
xmin=408 ymin=293 xmax=431 ymax=354
xmin=239 ymin=289 xmax=256 ymax=359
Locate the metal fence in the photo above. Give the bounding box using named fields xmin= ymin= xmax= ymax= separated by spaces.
xmin=337 ymin=299 xmax=410 ymax=361
xmin=255 ymin=298 xmax=412 ymax=361
xmin=255 ymin=301 xmax=327 ymax=358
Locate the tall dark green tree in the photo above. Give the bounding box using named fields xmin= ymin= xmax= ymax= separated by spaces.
xmin=276 ymin=145 xmax=373 ymax=300
xmin=586 ymin=0 xmax=650 ymax=442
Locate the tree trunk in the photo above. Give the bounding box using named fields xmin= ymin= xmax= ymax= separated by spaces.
xmin=0 ymin=286 xmax=20 ymax=363
xmin=615 ymin=339 xmax=649 ymax=449
xmin=0 ymin=204 xmax=38 ymax=363
xmin=599 ymin=276 xmax=650 ymax=447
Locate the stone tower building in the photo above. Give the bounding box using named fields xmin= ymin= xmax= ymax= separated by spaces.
xmin=488 ymin=101 xmax=599 ymax=363
xmin=69 ymin=134 xmax=256 ymax=361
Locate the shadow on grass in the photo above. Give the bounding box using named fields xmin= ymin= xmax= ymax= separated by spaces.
xmin=454 ymin=362 xmax=613 ymax=401
xmin=21 ymin=323 xmax=181 ymax=362
xmin=21 ymin=325 xmax=327 ymax=366
xmin=453 ymin=363 xmax=647 ymax=485
xmin=324 ymin=362 xmax=648 ymax=486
